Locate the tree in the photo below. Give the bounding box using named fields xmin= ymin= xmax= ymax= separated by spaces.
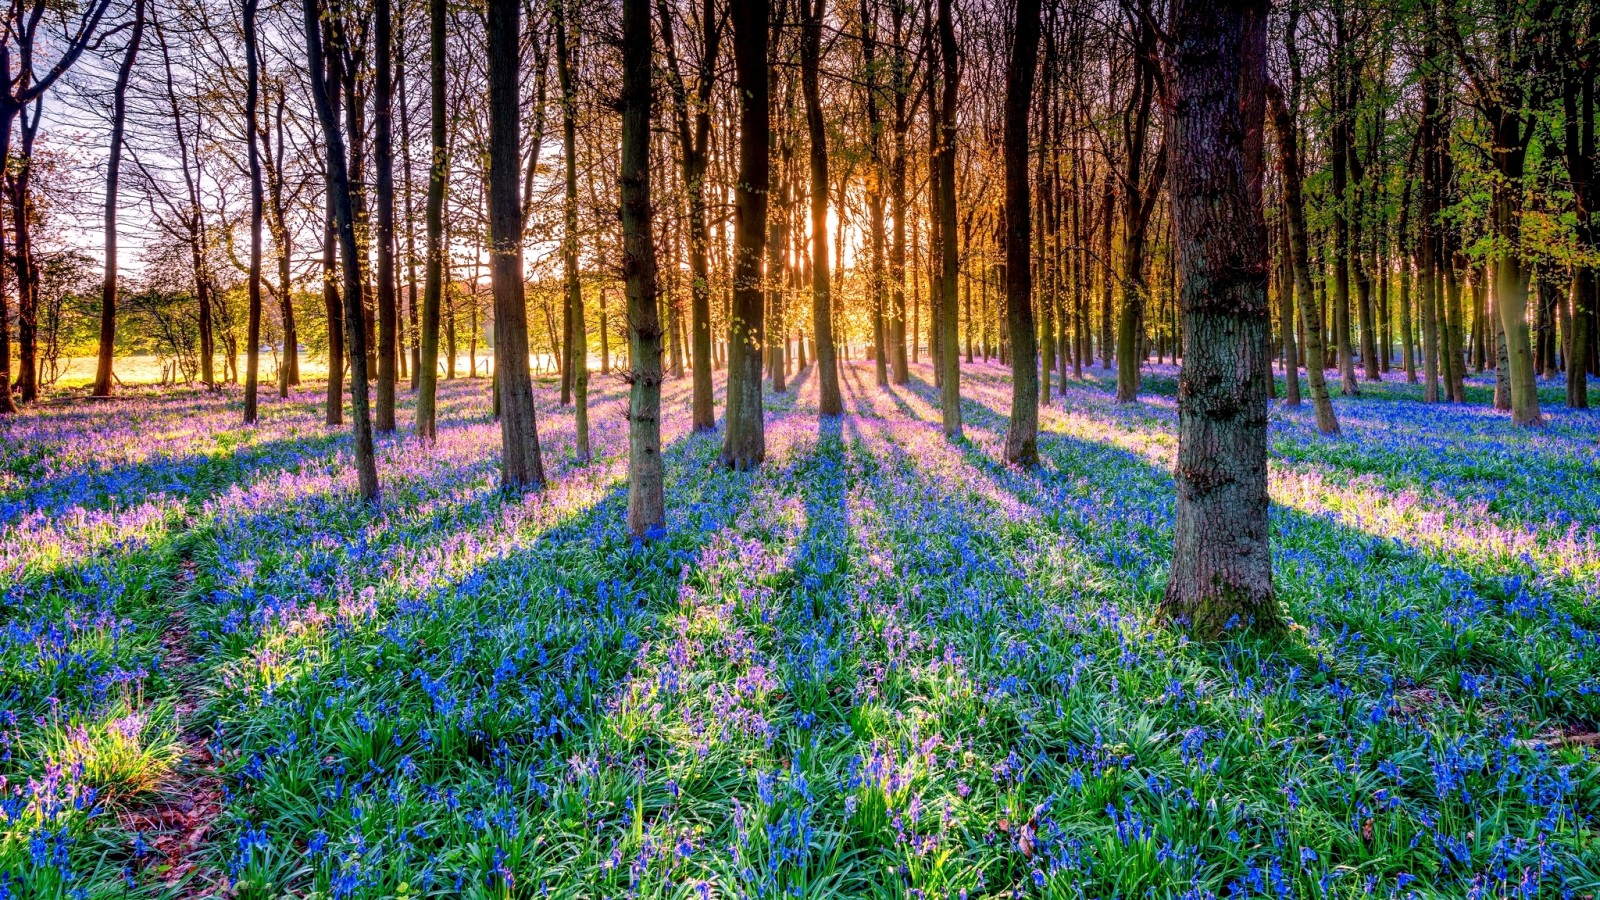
xmin=801 ymin=0 xmax=843 ymax=417
xmin=305 ymin=0 xmax=380 ymax=501
xmin=243 ymin=0 xmax=264 ymax=424
xmin=374 ymin=0 xmax=400 ymax=432
xmin=1441 ymin=0 xmax=1547 ymax=426
xmin=622 ymin=0 xmax=664 ymax=535
xmin=1160 ymin=0 xmax=1283 ymax=636
xmin=657 ymin=0 xmax=724 ymax=431
xmin=934 ymin=0 xmax=961 ymax=438
xmin=723 ymin=0 xmax=768 ymax=469
xmin=0 ymin=0 xmax=112 ymax=411
xmin=555 ymin=0 xmax=590 ymax=460
xmin=1112 ymin=0 xmax=1165 ymax=404
xmin=415 ymin=0 xmax=449 ymax=440
xmin=1266 ymin=79 xmax=1339 ymax=435
xmin=92 ymin=0 xmax=145 ymax=399
xmin=487 ymin=0 xmax=546 ymax=490
xmin=1002 ymin=0 xmax=1040 ymax=465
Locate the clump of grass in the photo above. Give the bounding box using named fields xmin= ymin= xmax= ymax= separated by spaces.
xmin=35 ymin=700 xmax=181 ymax=807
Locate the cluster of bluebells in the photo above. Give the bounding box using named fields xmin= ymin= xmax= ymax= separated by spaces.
xmin=1 ymin=358 xmax=1597 ymax=899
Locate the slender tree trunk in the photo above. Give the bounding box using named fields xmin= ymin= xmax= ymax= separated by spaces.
xmin=485 ymin=0 xmax=545 ymax=488
xmin=621 ymin=0 xmax=663 ymax=531
xmin=801 ymin=0 xmax=842 ymax=416
xmin=1277 ymin=213 xmax=1301 ymax=406
xmin=1266 ymin=80 xmax=1339 ymax=434
xmin=372 ymin=0 xmax=398 ymax=431
xmin=305 ymin=0 xmax=379 ymax=500
xmin=1162 ymin=0 xmax=1283 ymax=636
xmin=93 ymin=0 xmax=144 ymax=398
xmin=936 ymin=0 xmax=961 ymax=437
xmin=723 ymin=0 xmax=768 ymax=468
xmin=415 ymin=0 xmax=447 ymax=439
xmin=243 ymin=0 xmax=264 ymax=424
xmin=1003 ymin=0 xmax=1040 ymax=465
xmin=555 ymin=1 xmax=590 ymax=458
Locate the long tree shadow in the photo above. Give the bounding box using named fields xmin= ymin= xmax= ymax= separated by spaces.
xmin=173 ymin=366 xmax=859 ymax=897
xmin=885 ymin=366 xmax=1600 ymax=731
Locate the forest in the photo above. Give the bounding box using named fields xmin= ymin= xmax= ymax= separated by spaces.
xmin=1 ymin=0 xmax=1599 ymax=895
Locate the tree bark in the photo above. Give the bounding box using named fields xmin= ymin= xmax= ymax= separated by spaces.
xmin=723 ymin=0 xmax=769 ymax=468
xmin=1003 ymin=0 xmax=1041 ymax=465
xmin=305 ymin=0 xmax=379 ymax=500
xmin=415 ymin=0 xmax=448 ymax=440
xmin=243 ymin=0 xmax=263 ymax=423
xmin=373 ymin=0 xmax=398 ymax=431
xmin=555 ymin=1 xmax=590 ymax=459
xmin=93 ymin=0 xmax=144 ymax=398
xmin=622 ymin=0 xmax=663 ymax=534
xmin=801 ymin=0 xmax=842 ymax=417
xmin=1161 ymin=0 xmax=1283 ymax=637
xmin=936 ymin=0 xmax=961 ymax=437
xmin=486 ymin=0 xmax=546 ymax=489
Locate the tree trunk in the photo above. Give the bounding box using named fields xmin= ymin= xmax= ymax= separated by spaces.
xmin=305 ymin=0 xmax=379 ymax=500
xmin=723 ymin=0 xmax=768 ymax=468
xmin=1003 ymin=0 xmax=1041 ymax=465
xmin=622 ymin=0 xmax=662 ymax=533
xmin=93 ymin=0 xmax=144 ymax=398
xmin=415 ymin=0 xmax=447 ymax=439
xmin=1277 ymin=213 xmax=1301 ymax=406
xmin=486 ymin=0 xmax=545 ymax=488
xmin=1266 ymin=80 xmax=1339 ymax=434
xmin=801 ymin=0 xmax=842 ymax=416
xmin=373 ymin=0 xmax=398 ymax=431
xmin=936 ymin=0 xmax=961 ymax=437
xmin=243 ymin=0 xmax=263 ymax=423
xmin=1162 ymin=0 xmax=1283 ymax=637
xmin=555 ymin=1 xmax=590 ymax=458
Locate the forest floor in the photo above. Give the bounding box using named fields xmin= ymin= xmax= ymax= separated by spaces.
xmin=2 ymin=359 xmax=1598 ymax=899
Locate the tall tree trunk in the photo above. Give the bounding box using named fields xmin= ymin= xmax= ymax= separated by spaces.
xmin=486 ymin=0 xmax=545 ymax=488
xmin=887 ymin=0 xmax=912 ymax=385
xmin=322 ymin=19 xmax=344 ymax=423
xmin=555 ymin=1 xmax=590 ymax=459
xmin=723 ymin=0 xmax=768 ymax=468
xmin=1266 ymin=80 xmax=1339 ymax=434
xmin=1003 ymin=0 xmax=1040 ymax=465
xmin=373 ymin=0 xmax=398 ymax=431
xmin=935 ymin=0 xmax=961 ymax=437
xmin=622 ymin=0 xmax=662 ymax=533
xmin=243 ymin=0 xmax=264 ymax=423
xmin=93 ymin=0 xmax=144 ymax=398
xmin=1277 ymin=212 xmax=1301 ymax=406
xmin=1162 ymin=0 xmax=1283 ymax=636
xmin=398 ymin=29 xmax=419 ymax=391
xmin=305 ymin=0 xmax=379 ymax=500
xmin=801 ymin=0 xmax=842 ymax=416
xmin=415 ymin=0 xmax=447 ymax=439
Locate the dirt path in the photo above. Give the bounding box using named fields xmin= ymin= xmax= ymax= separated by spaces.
xmin=118 ymin=554 xmax=229 ymax=897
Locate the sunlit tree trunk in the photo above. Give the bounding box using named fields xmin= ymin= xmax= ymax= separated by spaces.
xmin=723 ymin=0 xmax=768 ymax=468
xmin=485 ymin=0 xmax=545 ymax=489
xmin=415 ymin=0 xmax=447 ymax=440
xmin=243 ymin=0 xmax=264 ymax=424
xmin=305 ymin=0 xmax=379 ymax=500
xmin=93 ymin=0 xmax=144 ymax=399
xmin=935 ymin=0 xmax=961 ymax=437
xmin=622 ymin=0 xmax=663 ymax=533
xmin=1003 ymin=0 xmax=1040 ymax=465
xmin=1266 ymin=80 xmax=1339 ymax=435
